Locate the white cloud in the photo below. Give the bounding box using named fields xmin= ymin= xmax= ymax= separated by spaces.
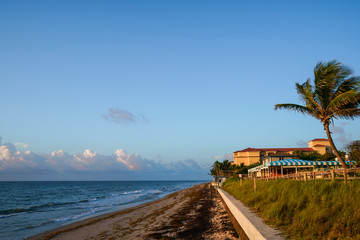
xmin=331 ymin=126 xmax=345 ymax=134
xmin=296 ymin=140 xmax=308 ymax=148
xmin=331 ymin=124 xmax=352 ymax=146
xmin=0 ymin=138 xmax=210 ymax=180
xmin=224 ymin=153 xmax=234 ymax=161
xmin=170 ymin=159 xmax=201 ymax=170
xmin=213 ymin=153 xmax=233 ymax=161
xmin=73 ymin=149 xmax=98 ymax=170
xmin=0 ymin=145 xmax=39 ymax=171
xmin=51 ymin=149 xmax=66 ymax=157
xmin=83 ymin=149 xmax=97 ymax=158
xmin=0 ymin=145 xmax=11 ymax=161
xmin=103 ymin=108 xmax=149 ymax=125
xmin=115 ymin=149 xmax=143 ymax=170
xmin=14 ymin=142 xmax=29 ymax=148
xmin=3 ymin=142 xmax=16 ymax=154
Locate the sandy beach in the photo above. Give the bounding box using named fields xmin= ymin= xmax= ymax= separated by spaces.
xmin=28 ymin=183 xmax=242 ymax=240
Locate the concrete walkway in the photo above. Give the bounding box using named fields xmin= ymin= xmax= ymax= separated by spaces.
xmin=218 ymin=189 xmax=284 ymax=240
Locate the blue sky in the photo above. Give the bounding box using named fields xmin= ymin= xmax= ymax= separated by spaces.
xmin=1 ymin=0 xmax=360 ymax=180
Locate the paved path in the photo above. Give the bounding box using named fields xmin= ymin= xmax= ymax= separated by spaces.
xmin=218 ymin=189 xmax=284 ymax=240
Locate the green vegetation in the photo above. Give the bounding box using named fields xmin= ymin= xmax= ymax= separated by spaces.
xmin=210 ymin=159 xmax=260 ymax=177
xmin=222 ymin=177 xmax=360 ymax=239
xmin=275 ymin=60 xmax=360 ymax=169
xmin=346 ymin=140 xmax=360 ymax=166
xmin=292 ymin=149 xmax=346 ymax=161
xmin=238 ymin=162 xmax=262 ymax=174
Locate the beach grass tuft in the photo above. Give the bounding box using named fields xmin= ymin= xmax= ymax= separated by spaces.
xmin=222 ymin=178 xmax=360 ymax=239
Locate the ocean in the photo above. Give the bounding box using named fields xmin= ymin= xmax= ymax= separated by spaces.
xmin=0 ymin=181 xmax=206 ymax=240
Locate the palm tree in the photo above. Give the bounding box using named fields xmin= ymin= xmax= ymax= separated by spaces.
xmin=275 ymin=60 xmax=360 ymax=169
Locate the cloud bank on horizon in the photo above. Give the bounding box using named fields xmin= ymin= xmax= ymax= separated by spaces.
xmin=0 ymin=138 xmax=210 ymax=181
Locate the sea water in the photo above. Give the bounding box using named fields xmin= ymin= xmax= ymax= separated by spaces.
xmin=0 ymin=181 xmax=206 ymax=240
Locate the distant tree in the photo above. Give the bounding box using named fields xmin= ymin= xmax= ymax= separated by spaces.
xmin=234 ymin=162 xmax=261 ymax=175
xmin=319 ymin=152 xmax=337 ymax=161
xmin=210 ymin=160 xmax=261 ymax=177
xmin=299 ymin=151 xmax=322 ymax=161
xmin=210 ymin=159 xmax=239 ymax=177
xmin=275 ymin=60 xmax=360 ymax=169
xmin=221 ymin=159 xmax=232 ymax=170
xmin=210 ymin=161 xmax=222 ymax=176
xmin=293 ymin=149 xmax=303 ymax=159
xmin=296 ymin=151 xmax=345 ymax=161
xmin=235 ymin=163 xmax=248 ymax=174
xmin=346 ymin=140 xmax=360 ymax=166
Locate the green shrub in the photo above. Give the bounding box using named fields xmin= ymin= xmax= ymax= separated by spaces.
xmin=222 ymin=178 xmax=360 ymax=239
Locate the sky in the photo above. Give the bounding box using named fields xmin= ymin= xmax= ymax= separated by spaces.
xmin=1 ymin=0 xmax=360 ymax=180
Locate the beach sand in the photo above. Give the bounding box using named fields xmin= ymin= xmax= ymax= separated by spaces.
xmin=28 ymin=183 xmax=243 ymax=240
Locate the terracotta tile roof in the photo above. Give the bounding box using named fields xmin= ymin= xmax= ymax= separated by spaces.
xmin=309 ymin=138 xmax=328 ymax=142
xmin=234 ymin=147 xmax=315 ymax=153
xmin=268 ymin=152 xmax=296 ymax=157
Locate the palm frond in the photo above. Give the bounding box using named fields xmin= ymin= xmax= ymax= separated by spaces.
xmin=327 ymin=90 xmax=360 ymax=111
xmin=274 ymin=103 xmax=316 ymax=117
xmin=333 ymin=76 xmax=360 ymax=97
xmin=295 ymin=80 xmax=320 ymax=111
xmin=313 ymin=60 xmax=354 ymax=108
xmin=314 ymin=61 xmax=337 ymax=107
xmin=332 ymin=108 xmax=360 ymax=120
xmin=275 ymin=60 xmax=360 ymax=126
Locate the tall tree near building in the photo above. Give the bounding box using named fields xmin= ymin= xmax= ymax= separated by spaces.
xmin=275 ymin=60 xmax=360 ymax=169
xmin=346 ymin=140 xmax=360 ymax=166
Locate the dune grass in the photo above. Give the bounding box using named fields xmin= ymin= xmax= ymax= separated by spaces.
xmin=222 ymin=178 xmax=360 ymax=239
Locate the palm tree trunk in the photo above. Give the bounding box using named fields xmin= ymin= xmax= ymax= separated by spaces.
xmin=324 ymin=123 xmax=348 ymax=169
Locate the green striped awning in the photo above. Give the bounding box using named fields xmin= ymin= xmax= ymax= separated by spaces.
xmin=264 ymin=159 xmax=354 ymax=167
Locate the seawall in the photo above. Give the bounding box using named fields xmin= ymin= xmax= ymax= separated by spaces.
xmin=217 ymin=188 xmax=283 ymax=240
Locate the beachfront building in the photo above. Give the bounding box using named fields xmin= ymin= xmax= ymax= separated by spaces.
xmin=308 ymin=138 xmax=332 ymax=154
xmin=248 ymin=159 xmax=354 ymax=178
xmin=233 ymin=138 xmax=332 ymax=166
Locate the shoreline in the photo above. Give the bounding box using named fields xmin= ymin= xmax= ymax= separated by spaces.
xmin=5 ymin=180 xmax=205 ymax=240
xmin=27 ymin=184 xmax=200 ymax=240
xmin=27 ymin=196 xmax=172 ymax=239
xmin=27 ymin=183 xmax=240 ymax=240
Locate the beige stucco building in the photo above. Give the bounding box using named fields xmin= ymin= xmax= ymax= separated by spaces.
xmin=307 ymin=138 xmax=332 ymax=154
xmin=233 ymin=138 xmax=332 ymax=166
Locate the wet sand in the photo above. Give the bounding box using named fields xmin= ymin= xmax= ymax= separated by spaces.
xmin=28 ymin=183 xmax=242 ymax=240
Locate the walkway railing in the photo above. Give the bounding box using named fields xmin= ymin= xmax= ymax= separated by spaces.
xmin=249 ymin=167 xmax=360 ymax=183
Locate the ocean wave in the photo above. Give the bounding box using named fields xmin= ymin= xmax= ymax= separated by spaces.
xmin=122 ymin=190 xmax=143 ymax=195
xmin=18 ymin=220 xmax=54 ymax=230
xmin=0 ymin=200 xmax=90 ymax=216
xmin=0 ymin=181 xmax=205 ymax=240
xmin=53 ymin=207 xmax=105 ymax=222
xmin=0 ymin=211 xmax=28 ymax=218
xmin=0 ymin=207 xmax=30 ymax=215
xmin=145 ymin=189 xmax=162 ymax=195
